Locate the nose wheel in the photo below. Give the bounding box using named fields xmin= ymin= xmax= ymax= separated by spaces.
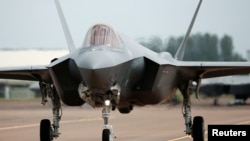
xmin=102 ymin=129 xmax=111 ymax=141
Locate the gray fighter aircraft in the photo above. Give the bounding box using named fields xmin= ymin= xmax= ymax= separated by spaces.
xmin=1 ymin=0 xmax=250 ymax=141
xmin=200 ymin=74 xmax=250 ymax=105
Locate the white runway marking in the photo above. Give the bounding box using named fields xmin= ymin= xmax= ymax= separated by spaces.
xmin=0 ymin=124 xmax=39 ymax=131
xmin=0 ymin=117 xmax=105 ymax=131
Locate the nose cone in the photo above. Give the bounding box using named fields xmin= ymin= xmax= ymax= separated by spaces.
xmin=77 ymin=51 xmax=121 ymax=89
xmin=80 ymin=68 xmax=115 ymax=90
xmin=78 ymin=51 xmax=116 ymax=69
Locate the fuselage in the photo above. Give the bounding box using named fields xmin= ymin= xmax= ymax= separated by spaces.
xmin=48 ymin=23 xmax=178 ymax=108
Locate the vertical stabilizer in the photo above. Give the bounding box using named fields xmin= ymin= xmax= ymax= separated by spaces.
xmin=174 ymin=0 xmax=202 ymax=60
xmin=54 ymin=0 xmax=76 ymax=52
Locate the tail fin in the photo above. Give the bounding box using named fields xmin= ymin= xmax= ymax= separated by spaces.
xmin=174 ymin=0 xmax=203 ymax=60
xmin=54 ymin=0 xmax=76 ymax=52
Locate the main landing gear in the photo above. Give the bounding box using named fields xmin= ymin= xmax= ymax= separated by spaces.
xmin=39 ymin=82 xmax=62 ymax=141
xmin=180 ymin=81 xmax=205 ymax=141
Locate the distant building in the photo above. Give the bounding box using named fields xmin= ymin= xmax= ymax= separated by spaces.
xmin=0 ymin=49 xmax=68 ymax=67
xmin=0 ymin=49 xmax=67 ymax=99
xmin=0 ymin=79 xmax=35 ymax=99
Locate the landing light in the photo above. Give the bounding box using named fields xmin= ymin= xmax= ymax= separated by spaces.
xmin=105 ymin=100 xmax=111 ymax=106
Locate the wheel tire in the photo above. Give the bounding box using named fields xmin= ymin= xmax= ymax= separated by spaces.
xmin=118 ymin=105 xmax=133 ymax=114
xmin=40 ymin=119 xmax=52 ymax=141
xmin=192 ymin=116 xmax=204 ymax=141
xmin=118 ymin=107 xmax=130 ymax=114
xmin=102 ymin=129 xmax=110 ymax=141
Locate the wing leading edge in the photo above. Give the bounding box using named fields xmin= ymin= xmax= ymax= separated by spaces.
xmin=0 ymin=65 xmax=51 ymax=82
xmin=175 ymin=61 xmax=250 ymax=80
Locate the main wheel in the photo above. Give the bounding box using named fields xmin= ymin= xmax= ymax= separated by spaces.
xmin=40 ymin=119 xmax=52 ymax=141
xmin=118 ymin=105 xmax=133 ymax=114
xmin=192 ymin=116 xmax=204 ymax=141
xmin=102 ymin=129 xmax=110 ymax=141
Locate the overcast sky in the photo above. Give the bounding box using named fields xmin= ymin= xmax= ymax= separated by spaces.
xmin=0 ymin=0 xmax=249 ymax=58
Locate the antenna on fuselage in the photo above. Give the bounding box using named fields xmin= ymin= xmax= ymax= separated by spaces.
xmin=54 ymin=0 xmax=76 ymax=52
xmin=174 ymin=0 xmax=203 ymax=60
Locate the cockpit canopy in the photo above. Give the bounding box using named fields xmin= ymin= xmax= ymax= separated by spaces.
xmin=83 ymin=24 xmax=123 ymax=48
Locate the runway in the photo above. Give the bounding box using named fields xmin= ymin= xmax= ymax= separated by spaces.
xmin=0 ymin=97 xmax=249 ymax=141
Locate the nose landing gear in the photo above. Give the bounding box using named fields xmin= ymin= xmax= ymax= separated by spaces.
xmin=102 ymin=100 xmax=116 ymax=141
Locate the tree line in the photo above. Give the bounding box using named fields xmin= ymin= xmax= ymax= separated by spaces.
xmin=138 ymin=33 xmax=246 ymax=61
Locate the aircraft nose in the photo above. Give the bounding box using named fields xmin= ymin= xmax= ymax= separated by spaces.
xmin=79 ymin=67 xmax=116 ymax=90
xmin=78 ymin=51 xmax=116 ymax=69
xmin=76 ymin=49 xmax=130 ymax=89
xmin=77 ymin=51 xmax=119 ymax=89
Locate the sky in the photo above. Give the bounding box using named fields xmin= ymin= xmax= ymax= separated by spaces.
xmin=0 ymin=0 xmax=249 ymax=58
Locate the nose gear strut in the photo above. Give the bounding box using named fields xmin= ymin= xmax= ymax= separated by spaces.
xmin=102 ymin=100 xmax=116 ymax=141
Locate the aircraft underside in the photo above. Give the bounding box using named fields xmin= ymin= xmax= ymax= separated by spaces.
xmin=39 ymin=69 xmax=205 ymax=141
xmin=38 ymin=54 xmax=205 ymax=141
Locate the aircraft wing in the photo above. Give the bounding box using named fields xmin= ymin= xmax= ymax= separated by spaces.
xmin=175 ymin=61 xmax=250 ymax=80
xmin=0 ymin=65 xmax=51 ymax=82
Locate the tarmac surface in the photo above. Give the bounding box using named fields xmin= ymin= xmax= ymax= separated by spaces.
xmin=0 ymin=96 xmax=249 ymax=141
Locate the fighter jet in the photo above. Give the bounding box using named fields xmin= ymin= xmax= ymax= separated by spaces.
xmin=200 ymin=74 xmax=250 ymax=105
xmin=1 ymin=0 xmax=250 ymax=141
